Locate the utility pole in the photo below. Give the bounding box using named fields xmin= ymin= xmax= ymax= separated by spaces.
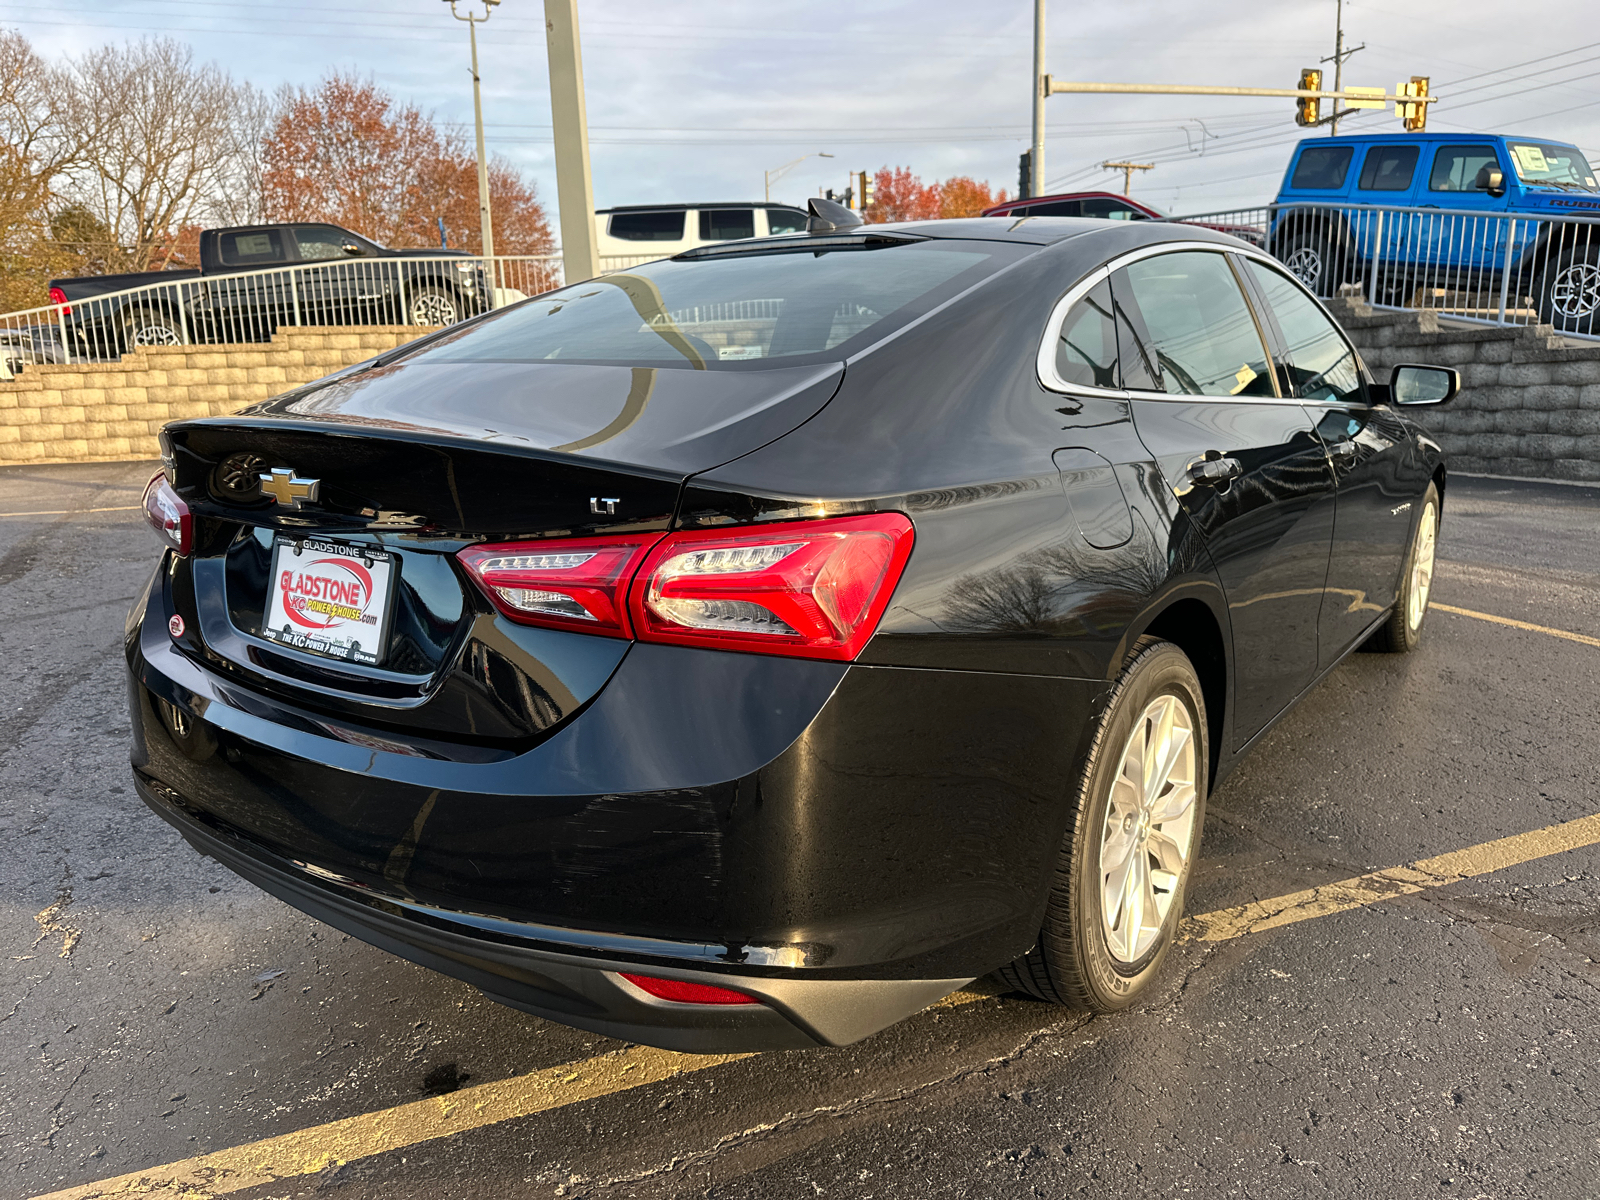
xmin=545 ymin=0 xmax=599 ymax=284
xmin=1102 ymin=161 xmax=1154 ymax=195
xmin=445 ymin=0 xmax=499 ymax=272
xmin=1030 ymin=0 xmax=1045 ymax=197
xmin=1322 ymin=0 xmax=1365 ymax=136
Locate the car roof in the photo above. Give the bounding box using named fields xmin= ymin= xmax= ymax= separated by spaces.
xmin=990 ymin=190 xmax=1151 ymax=207
xmin=835 ymin=216 xmax=1245 ymax=252
xmin=596 ymin=202 xmax=807 ymax=214
xmin=1291 ymin=132 xmax=1584 ymax=149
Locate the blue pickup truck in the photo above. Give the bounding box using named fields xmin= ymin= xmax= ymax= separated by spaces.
xmin=1268 ymin=132 xmax=1600 ymax=334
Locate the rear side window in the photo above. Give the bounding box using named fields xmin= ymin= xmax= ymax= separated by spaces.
xmin=1026 ymin=200 xmax=1083 ymax=216
xmin=1082 ymin=197 xmax=1144 ymax=220
xmin=700 ymin=209 xmax=756 ymax=241
xmin=1289 ymin=146 xmax=1354 ymax=191
xmin=1430 ymin=145 xmax=1500 ymax=192
xmin=1117 ymin=252 xmax=1275 ymax=398
xmin=1358 ymin=145 xmax=1419 ymax=192
xmin=1053 ymin=280 xmax=1119 ymax=389
xmin=608 ymin=211 xmax=686 ymax=241
xmin=1244 ymin=259 xmax=1366 ymax=404
xmin=766 ymin=208 xmax=808 ymax=235
xmin=219 ymin=229 xmax=285 ymax=267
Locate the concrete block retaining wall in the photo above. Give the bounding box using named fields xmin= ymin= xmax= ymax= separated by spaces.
xmin=1328 ymin=298 xmax=1600 ymax=482
xmin=0 ymin=325 xmax=435 ymax=465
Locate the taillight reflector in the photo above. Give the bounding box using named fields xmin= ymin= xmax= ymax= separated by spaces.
xmin=628 ymin=513 xmax=915 ymax=661
xmin=456 ymin=534 xmax=663 ymax=637
xmin=48 ymin=286 xmax=70 ymax=316
xmin=619 ymin=973 xmax=761 ymax=1005
xmin=141 ymin=472 xmax=191 ymax=556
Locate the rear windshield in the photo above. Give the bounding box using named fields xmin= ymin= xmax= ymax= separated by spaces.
xmin=405 ymin=239 xmax=1015 ymax=370
xmin=1289 ymin=146 xmax=1354 ymax=191
xmin=1508 ymin=141 xmax=1598 ymax=189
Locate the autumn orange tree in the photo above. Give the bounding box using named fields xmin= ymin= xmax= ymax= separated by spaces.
xmin=261 ymin=73 xmax=552 ymax=255
xmin=864 ymin=166 xmax=1008 ymax=224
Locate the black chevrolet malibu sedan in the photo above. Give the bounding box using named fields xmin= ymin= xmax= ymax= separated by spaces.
xmin=129 ymin=214 xmax=1459 ymax=1052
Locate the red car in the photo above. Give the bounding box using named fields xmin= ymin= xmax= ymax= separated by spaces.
xmin=982 ymin=190 xmax=1162 ymax=220
xmin=984 ymin=191 xmax=1265 ymax=247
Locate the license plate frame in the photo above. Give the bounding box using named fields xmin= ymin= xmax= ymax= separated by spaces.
xmin=262 ymin=535 xmax=398 ymax=666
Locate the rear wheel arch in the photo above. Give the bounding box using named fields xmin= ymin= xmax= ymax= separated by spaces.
xmin=1128 ymin=596 xmax=1227 ymax=787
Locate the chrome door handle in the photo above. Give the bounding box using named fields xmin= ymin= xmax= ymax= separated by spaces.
xmin=1328 ymin=439 xmax=1359 ymax=464
xmin=1186 ymin=454 xmax=1243 ymax=487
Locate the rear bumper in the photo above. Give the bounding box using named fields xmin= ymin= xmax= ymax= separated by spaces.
xmin=128 ymin=559 xmax=1109 ymax=1049
xmin=138 ymin=774 xmax=965 ymax=1051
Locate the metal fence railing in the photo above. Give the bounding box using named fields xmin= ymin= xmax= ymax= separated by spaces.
xmin=0 ymin=253 xmax=565 ymax=376
xmin=1161 ymin=202 xmax=1600 ymax=340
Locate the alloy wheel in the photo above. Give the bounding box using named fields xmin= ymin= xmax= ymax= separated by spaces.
xmin=1407 ymin=502 xmax=1437 ymax=631
xmin=130 ymin=321 xmax=181 ymax=347
xmin=411 ymin=292 xmax=459 ymax=326
xmin=1284 ymin=247 xmax=1322 ymax=290
xmin=1098 ymin=693 xmax=1199 ymax=965
xmin=1549 ymin=262 xmax=1600 ymax=320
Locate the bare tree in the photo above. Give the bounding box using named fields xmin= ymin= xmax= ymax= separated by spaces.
xmin=0 ymin=30 xmax=82 ymax=307
xmin=61 ymin=38 xmax=255 ymax=273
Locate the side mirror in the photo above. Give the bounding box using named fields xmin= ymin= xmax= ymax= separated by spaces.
xmin=341 ymin=242 xmax=364 ymax=256
xmin=1391 ymin=363 xmax=1460 ymax=406
xmin=1474 ymin=165 xmax=1506 ymax=197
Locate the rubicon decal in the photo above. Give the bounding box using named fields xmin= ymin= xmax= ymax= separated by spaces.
xmin=263 ymin=537 xmax=397 ymax=666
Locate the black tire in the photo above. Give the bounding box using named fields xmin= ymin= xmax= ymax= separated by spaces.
xmin=1534 ymin=242 xmax=1600 ymax=336
xmin=1367 ymin=482 xmax=1439 ymax=654
xmin=996 ymin=639 xmax=1209 ymax=1011
xmin=408 ymin=285 xmax=461 ymax=327
xmin=121 ymin=306 xmax=183 ymax=350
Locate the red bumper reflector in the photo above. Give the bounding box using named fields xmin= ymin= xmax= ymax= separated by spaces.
xmin=619 ymin=973 xmax=761 ymax=1005
xmin=142 ymin=472 xmax=191 ymax=556
xmin=456 ymin=534 xmax=664 ymax=637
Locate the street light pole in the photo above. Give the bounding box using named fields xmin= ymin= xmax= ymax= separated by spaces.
xmin=445 ymin=0 xmax=498 ymax=270
xmin=765 ymin=152 xmax=833 ymax=202
xmin=1030 ymin=0 xmax=1045 ymax=198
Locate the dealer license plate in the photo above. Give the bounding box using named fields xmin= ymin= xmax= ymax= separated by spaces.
xmin=263 ymin=536 xmax=397 ymax=666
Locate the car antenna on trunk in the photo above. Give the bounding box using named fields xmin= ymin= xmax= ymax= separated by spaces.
xmin=807 ymin=197 xmax=863 ymax=233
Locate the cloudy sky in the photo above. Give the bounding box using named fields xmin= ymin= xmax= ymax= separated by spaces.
xmin=11 ymin=0 xmax=1600 ymax=225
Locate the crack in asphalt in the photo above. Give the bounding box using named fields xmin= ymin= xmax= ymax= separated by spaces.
xmin=568 ymin=1017 xmax=1091 ymax=1195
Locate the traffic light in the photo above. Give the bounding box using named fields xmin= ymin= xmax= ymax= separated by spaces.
xmin=858 ymin=170 xmax=872 ymax=211
xmin=1399 ymin=76 xmax=1429 ymax=131
xmin=1296 ymin=69 xmax=1322 ymax=126
xmin=1018 ymin=150 xmax=1032 ymax=199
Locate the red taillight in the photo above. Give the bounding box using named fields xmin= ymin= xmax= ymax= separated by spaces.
xmin=141 ymin=472 xmax=191 ymax=556
xmin=628 ymin=513 xmax=915 ymax=661
xmin=48 ymin=286 xmax=70 ymax=316
xmin=618 ymin=973 xmax=761 ymax=1005
xmin=456 ymin=534 xmax=664 ymax=637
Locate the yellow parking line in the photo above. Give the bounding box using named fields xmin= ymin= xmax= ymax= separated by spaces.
xmin=1433 ymin=602 xmax=1600 ymax=649
xmin=0 ymin=505 xmax=142 ymax=518
xmin=33 ymin=810 xmax=1600 ymax=1200
xmin=1185 ymin=810 xmax=1600 ymax=942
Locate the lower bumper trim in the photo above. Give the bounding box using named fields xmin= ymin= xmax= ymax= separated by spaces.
xmin=137 ymin=774 xmax=972 ymax=1052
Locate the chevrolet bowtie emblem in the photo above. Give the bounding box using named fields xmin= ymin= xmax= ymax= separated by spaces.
xmin=258 ymin=467 xmax=321 ymax=509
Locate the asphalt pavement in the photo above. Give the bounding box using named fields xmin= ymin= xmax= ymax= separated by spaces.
xmin=2 ymin=463 xmax=1598 ymax=1199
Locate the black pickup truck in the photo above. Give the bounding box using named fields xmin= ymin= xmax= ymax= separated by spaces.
xmin=49 ymin=222 xmax=493 ymax=357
